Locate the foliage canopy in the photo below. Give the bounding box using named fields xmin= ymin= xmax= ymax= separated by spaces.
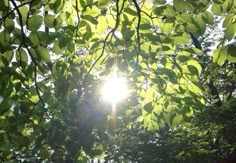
xmin=0 ymin=0 xmax=236 ymax=162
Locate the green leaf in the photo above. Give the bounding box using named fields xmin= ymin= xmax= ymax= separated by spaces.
xmin=187 ymin=65 xmax=199 ymax=75
xmin=201 ymin=11 xmax=214 ymax=25
xmin=183 ymin=48 xmax=203 ymax=54
xmin=211 ymin=3 xmax=223 ymax=15
xmin=104 ymin=15 xmax=115 ymax=28
xmin=144 ymin=102 xmax=153 ymax=113
xmin=16 ymin=49 xmax=28 ymax=65
xmin=35 ymin=46 xmax=50 ymax=62
xmin=147 ymin=120 xmax=159 ymax=130
xmin=0 ymin=0 xmax=8 ymax=11
xmin=136 ymin=116 xmax=144 ymax=123
xmin=83 ymin=15 xmax=98 ymax=25
xmin=224 ymin=23 xmax=236 ymax=40
xmin=222 ymin=0 xmax=233 ymax=12
xmin=65 ymin=12 xmax=76 ymax=26
xmin=223 ymin=13 xmax=234 ymax=27
xmin=171 ymin=114 xmax=183 ymax=127
xmin=18 ymin=5 xmax=28 ymax=25
xmin=154 ymin=0 xmax=166 ymax=5
xmin=5 ymin=18 xmax=15 ymax=33
xmin=124 ymin=7 xmax=137 ymax=16
xmin=213 ymin=46 xmax=228 ymax=66
xmin=187 ymin=60 xmax=202 ymax=75
xmin=161 ymin=68 xmax=177 ymax=83
xmin=1 ymin=51 xmax=13 ymax=67
xmin=44 ymin=14 xmax=55 ymax=28
xmin=173 ymin=32 xmax=190 ymax=44
xmin=227 ymin=43 xmax=236 ymax=62
xmin=154 ymin=5 xmax=175 ymax=17
xmin=122 ymin=27 xmax=135 ymax=40
xmin=173 ymin=0 xmax=185 ymax=12
xmin=98 ymin=0 xmax=110 ymax=6
xmin=195 ymin=15 xmax=206 ymax=36
xmin=29 ymin=95 xmax=39 ymax=103
xmin=29 ymin=32 xmax=40 ymax=46
xmin=83 ymin=6 xmax=100 ymax=17
xmin=37 ymin=31 xmax=49 ymax=46
xmin=140 ymin=23 xmax=151 ymax=31
xmin=163 ymin=5 xmax=176 ymax=17
xmin=40 ymin=146 xmax=49 ymax=159
xmin=0 ymin=98 xmax=11 ymax=114
xmin=160 ymin=18 xmax=174 ymax=34
xmin=212 ymin=0 xmax=224 ymax=4
xmin=97 ymin=16 xmax=108 ymax=34
xmin=53 ymin=15 xmax=63 ymax=31
xmin=28 ymin=15 xmax=43 ymax=31
xmin=177 ymin=55 xmax=189 ymax=63
xmin=50 ymin=0 xmax=64 ymax=13
xmin=179 ymin=13 xmax=193 ymax=23
xmin=93 ymin=144 xmax=105 ymax=159
xmin=53 ymin=40 xmax=62 ymax=54
xmin=85 ymin=0 xmax=93 ymax=5
xmin=186 ymin=23 xmax=198 ymax=36
xmin=59 ymin=36 xmax=68 ymax=49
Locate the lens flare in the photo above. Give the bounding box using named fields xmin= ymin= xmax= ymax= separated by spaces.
xmin=101 ymin=76 xmax=128 ymax=104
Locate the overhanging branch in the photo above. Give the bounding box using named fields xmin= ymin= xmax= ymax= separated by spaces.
xmin=0 ymin=1 xmax=32 ymax=25
xmin=10 ymin=0 xmax=47 ymax=115
xmin=132 ymin=0 xmax=141 ymax=66
xmin=82 ymin=0 xmax=125 ymax=87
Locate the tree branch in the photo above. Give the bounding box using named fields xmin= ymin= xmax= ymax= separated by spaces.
xmin=75 ymin=0 xmax=80 ymax=35
xmin=208 ymin=80 xmax=222 ymax=106
xmin=10 ymin=0 xmax=47 ymax=114
xmin=82 ymin=0 xmax=125 ymax=86
xmin=132 ymin=0 xmax=141 ymax=66
xmin=0 ymin=1 xmax=32 ymax=25
xmin=189 ymin=32 xmax=202 ymax=50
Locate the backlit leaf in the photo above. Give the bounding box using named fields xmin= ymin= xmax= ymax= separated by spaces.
xmin=124 ymin=7 xmax=137 ymax=16
xmin=173 ymin=32 xmax=190 ymax=44
xmin=160 ymin=18 xmax=174 ymax=34
xmin=154 ymin=0 xmax=166 ymax=5
xmin=201 ymin=11 xmax=214 ymax=25
xmin=224 ymin=23 xmax=236 ymax=40
xmin=16 ymin=49 xmax=28 ymax=65
xmin=187 ymin=60 xmax=202 ymax=75
xmin=44 ymin=14 xmax=55 ymax=28
xmin=97 ymin=16 xmax=108 ymax=34
xmin=35 ymin=46 xmax=50 ymax=62
xmin=30 ymin=95 xmax=39 ymax=103
xmin=98 ymin=0 xmax=110 ymax=6
xmin=144 ymin=102 xmax=153 ymax=113
xmin=18 ymin=5 xmax=28 ymax=25
xmin=28 ymin=15 xmax=43 ymax=31
xmin=211 ymin=3 xmax=223 ymax=15
xmin=223 ymin=13 xmax=234 ymax=27
xmin=213 ymin=46 xmax=228 ymax=66
xmin=173 ymin=0 xmax=185 ymax=12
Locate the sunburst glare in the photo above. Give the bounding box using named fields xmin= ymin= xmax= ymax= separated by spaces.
xmin=101 ymin=74 xmax=128 ymax=104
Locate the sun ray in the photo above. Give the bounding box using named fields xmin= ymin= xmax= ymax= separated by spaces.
xmin=101 ymin=72 xmax=128 ymax=105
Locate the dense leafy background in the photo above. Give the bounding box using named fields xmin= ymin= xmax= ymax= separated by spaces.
xmin=0 ymin=0 xmax=236 ymax=162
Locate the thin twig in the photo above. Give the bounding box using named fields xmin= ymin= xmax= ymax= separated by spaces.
xmin=132 ymin=0 xmax=141 ymax=66
xmin=10 ymin=0 xmax=47 ymax=116
xmin=0 ymin=1 xmax=32 ymax=25
xmin=82 ymin=0 xmax=125 ymax=86
xmin=75 ymin=0 xmax=80 ymax=35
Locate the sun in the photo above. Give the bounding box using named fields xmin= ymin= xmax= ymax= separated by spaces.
xmin=101 ymin=76 xmax=128 ymax=104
